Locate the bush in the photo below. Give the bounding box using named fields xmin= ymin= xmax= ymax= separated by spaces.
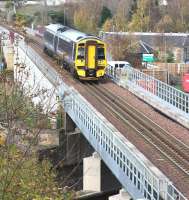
xmin=0 ymin=145 xmax=63 ymax=199
xmin=48 ymin=10 xmax=67 ymax=25
xmin=166 ymin=51 xmax=175 ymax=63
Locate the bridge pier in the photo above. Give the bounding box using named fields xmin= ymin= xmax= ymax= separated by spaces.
xmin=83 ymin=152 xmax=121 ymax=192
xmin=2 ymin=41 xmax=14 ymax=70
xmin=64 ymin=113 xmax=76 ymax=133
xmin=59 ymin=112 xmax=93 ymax=166
xmin=109 ymin=189 xmax=131 ymax=200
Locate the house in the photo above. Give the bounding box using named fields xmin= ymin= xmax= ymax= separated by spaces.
xmin=159 ymin=0 xmax=168 ymax=6
xmin=0 ymin=1 xmax=7 ymax=12
xmin=24 ymin=0 xmax=65 ymax=6
xmin=46 ymin=0 xmax=65 ymax=6
xmin=102 ymin=32 xmax=189 ymax=63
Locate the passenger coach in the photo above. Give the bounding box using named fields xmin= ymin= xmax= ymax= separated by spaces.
xmin=43 ymin=24 xmax=107 ymax=80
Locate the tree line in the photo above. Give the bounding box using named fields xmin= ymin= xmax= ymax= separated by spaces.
xmin=4 ymin=0 xmax=189 ymax=34
xmin=62 ymin=0 xmax=189 ymax=34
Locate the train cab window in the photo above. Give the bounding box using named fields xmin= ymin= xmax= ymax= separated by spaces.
xmin=97 ymin=48 xmax=105 ymax=60
xmin=77 ymin=47 xmax=85 ymax=59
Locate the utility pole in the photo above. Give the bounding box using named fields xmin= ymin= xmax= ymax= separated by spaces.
xmin=12 ymin=0 xmax=16 ymax=14
xmin=64 ymin=6 xmax=65 ymax=26
xmin=42 ymin=0 xmax=48 ymax=25
xmin=64 ymin=6 xmax=67 ymax=26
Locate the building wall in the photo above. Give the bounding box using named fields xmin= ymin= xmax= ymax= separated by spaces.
xmin=26 ymin=0 xmax=65 ymax=6
xmin=0 ymin=2 xmax=7 ymax=12
xmin=46 ymin=0 xmax=65 ymax=6
xmin=173 ymin=47 xmax=183 ymax=63
xmin=159 ymin=0 xmax=168 ymax=6
xmin=184 ymin=47 xmax=189 ymax=62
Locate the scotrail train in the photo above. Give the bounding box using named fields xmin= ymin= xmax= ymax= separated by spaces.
xmin=43 ymin=24 xmax=107 ymax=80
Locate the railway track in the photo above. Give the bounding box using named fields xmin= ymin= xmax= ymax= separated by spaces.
xmin=2 ymin=24 xmax=189 ymax=182
xmin=83 ymin=83 xmax=189 ymax=177
xmin=15 ymin=26 xmax=189 ymax=177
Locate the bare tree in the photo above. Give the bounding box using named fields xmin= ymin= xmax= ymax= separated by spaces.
xmin=0 ymin=33 xmax=76 ymax=199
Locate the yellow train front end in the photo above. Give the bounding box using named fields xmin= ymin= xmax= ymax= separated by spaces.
xmin=75 ymin=38 xmax=107 ymax=80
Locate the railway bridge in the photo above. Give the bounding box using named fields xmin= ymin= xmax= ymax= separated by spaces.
xmin=1 ymin=27 xmax=189 ymax=200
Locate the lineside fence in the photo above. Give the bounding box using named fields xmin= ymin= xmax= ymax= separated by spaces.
xmin=154 ymin=63 xmax=189 ymax=77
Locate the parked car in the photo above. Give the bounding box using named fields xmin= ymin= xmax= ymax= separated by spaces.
xmin=108 ymin=61 xmax=132 ymax=69
xmin=107 ymin=61 xmax=132 ymax=78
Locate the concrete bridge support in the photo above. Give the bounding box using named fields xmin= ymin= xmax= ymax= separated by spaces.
xmin=109 ymin=189 xmax=131 ymax=200
xmin=60 ymin=113 xmax=121 ymax=192
xmin=83 ymin=152 xmax=121 ymax=192
xmin=64 ymin=113 xmax=76 ymax=133
xmin=3 ymin=44 xmax=14 ymax=70
xmin=59 ymin=112 xmax=93 ymax=166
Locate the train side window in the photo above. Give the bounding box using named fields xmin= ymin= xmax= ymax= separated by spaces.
xmin=77 ymin=47 xmax=85 ymax=59
xmin=58 ymin=38 xmax=73 ymax=57
xmin=97 ymin=48 xmax=105 ymax=60
xmin=44 ymin=31 xmax=54 ymax=43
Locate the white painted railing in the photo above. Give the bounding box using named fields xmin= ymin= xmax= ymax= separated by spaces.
xmin=17 ymin=41 xmax=187 ymax=200
xmin=107 ymin=66 xmax=189 ymax=120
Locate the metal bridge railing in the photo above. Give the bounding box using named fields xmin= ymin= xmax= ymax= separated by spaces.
xmin=106 ymin=66 xmax=189 ymax=116
xmin=18 ymin=41 xmax=60 ymax=88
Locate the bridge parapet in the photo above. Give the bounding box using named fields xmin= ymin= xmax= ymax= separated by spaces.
xmin=107 ymin=65 xmax=189 ymax=129
xmin=16 ymin=40 xmax=187 ymax=200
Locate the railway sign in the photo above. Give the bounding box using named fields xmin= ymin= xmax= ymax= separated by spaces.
xmin=142 ymin=54 xmax=154 ymax=62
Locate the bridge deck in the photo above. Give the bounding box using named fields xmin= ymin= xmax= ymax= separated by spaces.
xmin=13 ymin=36 xmax=189 ymax=200
xmin=77 ymin=81 xmax=189 ymax=197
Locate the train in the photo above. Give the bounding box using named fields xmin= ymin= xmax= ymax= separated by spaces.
xmin=43 ymin=24 xmax=107 ymax=80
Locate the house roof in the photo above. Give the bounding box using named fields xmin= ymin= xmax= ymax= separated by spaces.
xmin=103 ymin=32 xmax=189 ymax=49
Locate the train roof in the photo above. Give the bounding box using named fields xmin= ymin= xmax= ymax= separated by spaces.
xmin=45 ymin=24 xmax=99 ymax=43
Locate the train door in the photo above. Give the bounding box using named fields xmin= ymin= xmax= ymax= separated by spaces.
xmin=53 ymin=35 xmax=58 ymax=53
xmin=88 ymin=45 xmax=96 ymax=69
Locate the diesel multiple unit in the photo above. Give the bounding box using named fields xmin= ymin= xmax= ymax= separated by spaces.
xmin=43 ymin=24 xmax=107 ymax=80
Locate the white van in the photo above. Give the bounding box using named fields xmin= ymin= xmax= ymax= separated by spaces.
xmin=107 ymin=61 xmax=132 ymax=79
xmin=108 ymin=61 xmax=132 ymax=69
